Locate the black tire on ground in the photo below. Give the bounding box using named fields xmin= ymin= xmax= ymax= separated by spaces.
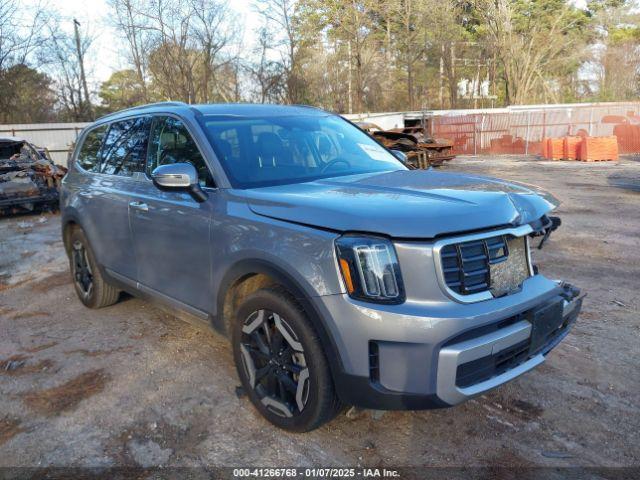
xmin=232 ymin=286 xmax=340 ymax=432
xmin=67 ymin=227 xmax=120 ymax=309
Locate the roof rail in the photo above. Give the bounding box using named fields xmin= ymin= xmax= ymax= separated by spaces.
xmin=291 ymin=104 xmax=323 ymax=111
xmin=96 ymin=101 xmax=189 ymax=121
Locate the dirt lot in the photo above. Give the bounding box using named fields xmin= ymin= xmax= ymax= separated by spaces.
xmin=0 ymin=156 xmax=638 ymax=473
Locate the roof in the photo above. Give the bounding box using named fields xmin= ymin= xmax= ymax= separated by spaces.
xmin=97 ymin=102 xmax=329 ymax=123
xmin=193 ymin=103 xmax=327 ymax=117
xmin=0 ymin=135 xmax=26 ymax=143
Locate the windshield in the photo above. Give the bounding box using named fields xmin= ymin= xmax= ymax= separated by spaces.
xmin=198 ymin=113 xmax=406 ymax=188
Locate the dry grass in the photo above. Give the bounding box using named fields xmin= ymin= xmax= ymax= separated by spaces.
xmin=21 ymin=369 xmax=110 ymax=416
xmin=10 ymin=311 xmax=50 ymax=320
xmin=23 ymin=342 xmax=58 ymax=353
xmin=29 ymin=271 xmax=70 ymax=293
xmin=0 ymin=354 xmax=54 ymax=376
xmin=0 ymin=417 xmax=24 ymax=446
xmin=0 ymin=277 xmax=33 ymax=292
xmin=64 ymin=346 xmax=133 ymax=357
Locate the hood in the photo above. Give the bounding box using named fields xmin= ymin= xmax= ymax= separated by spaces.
xmin=240 ymin=170 xmax=558 ymax=238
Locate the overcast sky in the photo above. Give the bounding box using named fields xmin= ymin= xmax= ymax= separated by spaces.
xmin=26 ymin=0 xmax=262 ymax=85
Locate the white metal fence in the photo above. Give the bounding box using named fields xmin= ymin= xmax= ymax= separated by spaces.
xmin=0 ymin=123 xmax=90 ymax=166
xmin=345 ymin=101 xmax=640 ymax=156
xmin=4 ymin=101 xmax=639 ymax=167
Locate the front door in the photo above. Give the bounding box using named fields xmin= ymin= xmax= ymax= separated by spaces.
xmin=129 ymin=115 xmax=216 ymax=314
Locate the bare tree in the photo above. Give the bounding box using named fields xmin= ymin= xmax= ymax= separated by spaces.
xmin=0 ymin=0 xmax=50 ymax=70
xmin=245 ymin=25 xmax=285 ymax=103
xmin=190 ymin=0 xmax=242 ymax=102
xmin=108 ymin=0 xmax=241 ymax=104
xmin=44 ymin=18 xmax=96 ymax=120
xmin=108 ymin=0 xmax=152 ymax=102
xmin=255 ymin=0 xmax=306 ymax=103
xmin=386 ymin=0 xmax=429 ymax=110
xmin=590 ymin=1 xmax=640 ymax=101
xmin=474 ymin=0 xmax=589 ymax=105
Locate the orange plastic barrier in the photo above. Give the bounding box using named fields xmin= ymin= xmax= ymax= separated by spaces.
xmin=541 ymin=137 xmax=549 ymax=158
xmin=547 ymin=138 xmax=564 ymax=160
xmin=489 ymin=134 xmax=526 ymax=154
xmin=563 ymin=136 xmax=582 ymax=161
xmin=578 ymin=136 xmax=619 ymax=162
xmin=613 ymin=124 xmax=640 ymax=154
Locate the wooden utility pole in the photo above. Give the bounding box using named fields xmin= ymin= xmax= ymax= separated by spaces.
xmin=347 ymin=40 xmax=353 ymax=114
xmin=439 ymin=46 xmax=444 ymax=109
xmin=73 ymin=19 xmax=93 ymax=118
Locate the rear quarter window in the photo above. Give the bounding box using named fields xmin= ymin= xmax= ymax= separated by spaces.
xmin=77 ymin=125 xmax=108 ymax=172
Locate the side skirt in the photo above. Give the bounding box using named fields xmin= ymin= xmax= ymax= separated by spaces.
xmin=104 ymin=267 xmax=216 ymax=333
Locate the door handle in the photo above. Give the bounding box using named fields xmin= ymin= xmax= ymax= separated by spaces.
xmin=129 ymin=201 xmax=149 ymax=212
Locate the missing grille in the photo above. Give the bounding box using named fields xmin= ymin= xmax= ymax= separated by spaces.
xmin=441 ymin=235 xmax=530 ymax=298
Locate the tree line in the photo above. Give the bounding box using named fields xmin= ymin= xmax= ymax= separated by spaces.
xmin=1 ymin=0 xmax=638 ymax=124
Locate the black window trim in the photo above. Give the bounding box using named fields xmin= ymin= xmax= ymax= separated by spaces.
xmin=75 ymin=115 xmax=150 ymax=179
xmin=75 ymin=112 xmax=217 ymax=190
xmin=143 ymin=112 xmax=218 ymax=191
xmin=74 ymin=123 xmax=110 ymax=175
xmin=99 ymin=115 xmax=152 ymax=178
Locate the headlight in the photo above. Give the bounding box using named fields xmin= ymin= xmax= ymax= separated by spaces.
xmin=335 ymin=235 xmax=405 ymax=304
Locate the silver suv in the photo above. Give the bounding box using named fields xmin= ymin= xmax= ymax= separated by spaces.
xmin=61 ymin=102 xmax=582 ymax=431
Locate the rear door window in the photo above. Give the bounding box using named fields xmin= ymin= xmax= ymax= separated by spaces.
xmin=100 ymin=116 xmax=151 ymax=176
xmin=147 ymin=116 xmax=214 ymax=187
xmin=77 ymin=125 xmax=108 ymax=172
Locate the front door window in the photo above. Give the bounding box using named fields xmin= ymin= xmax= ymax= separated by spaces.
xmin=147 ymin=116 xmax=214 ymax=187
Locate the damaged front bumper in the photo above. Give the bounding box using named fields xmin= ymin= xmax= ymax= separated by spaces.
xmin=327 ymin=280 xmax=583 ymax=411
xmin=436 ymin=282 xmax=583 ymax=405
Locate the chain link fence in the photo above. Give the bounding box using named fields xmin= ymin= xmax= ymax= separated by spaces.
xmin=3 ymin=102 xmax=640 ymax=168
xmin=426 ymin=102 xmax=640 ymax=156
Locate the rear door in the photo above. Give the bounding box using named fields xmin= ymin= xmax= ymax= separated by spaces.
xmin=73 ymin=117 xmax=150 ymax=280
xmin=128 ymin=115 xmax=215 ymax=314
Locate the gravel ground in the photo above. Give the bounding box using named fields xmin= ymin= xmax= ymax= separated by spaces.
xmin=0 ymin=156 xmax=638 ymax=474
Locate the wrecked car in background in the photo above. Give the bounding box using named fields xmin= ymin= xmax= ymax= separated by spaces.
xmin=356 ymin=122 xmax=455 ymax=168
xmin=0 ymin=136 xmax=67 ymax=215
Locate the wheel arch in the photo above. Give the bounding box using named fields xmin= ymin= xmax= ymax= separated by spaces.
xmin=61 ymin=212 xmax=105 ymax=276
xmin=61 ymin=211 xmax=84 ymax=254
xmin=215 ymin=259 xmax=346 ymax=379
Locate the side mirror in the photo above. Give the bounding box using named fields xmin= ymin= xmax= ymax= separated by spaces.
xmin=391 ymin=149 xmax=408 ymax=164
xmin=151 ymin=163 xmax=207 ymax=202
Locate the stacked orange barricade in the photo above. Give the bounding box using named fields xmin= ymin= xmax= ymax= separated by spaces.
xmin=563 ymin=136 xmax=582 ymax=161
xmin=541 ymin=137 xmax=549 ymax=159
xmin=547 ymin=138 xmax=564 ymax=160
xmin=578 ymin=136 xmax=619 ymax=162
xmin=540 ymin=136 xmax=618 ymax=161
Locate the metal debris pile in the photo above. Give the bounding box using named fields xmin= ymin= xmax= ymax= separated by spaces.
xmin=356 ymin=123 xmax=455 ymax=168
xmin=0 ymin=137 xmax=67 ymax=215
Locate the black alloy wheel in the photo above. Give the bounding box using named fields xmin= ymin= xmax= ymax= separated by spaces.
xmin=239 ymin=309 xmax=310 ymax=418
xmin=66 ymin=227 xmax=120 ymax=309
xmin=72 ymin=239 xmax=94 ymax=299
xmin=232 ymin=287 xmax=340 ymax=431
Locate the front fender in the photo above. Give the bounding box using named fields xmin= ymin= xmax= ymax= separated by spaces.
xmin=214 ymin=258 xmax=346 ymax=382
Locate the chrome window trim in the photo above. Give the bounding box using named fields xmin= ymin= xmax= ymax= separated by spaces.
xmin=432 ymin=224 xmax=534 ymax=304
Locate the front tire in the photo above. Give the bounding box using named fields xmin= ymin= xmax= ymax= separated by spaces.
xmin=67 ymin=228 xmax=120 ymax=309
xmin=232 ymin=287 xmax=339 ymax=432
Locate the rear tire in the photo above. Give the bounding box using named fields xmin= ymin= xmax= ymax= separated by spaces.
xmin=232 ymin=287 xmax=340 ymax=432
xmin=68 ymin=228 xmax=120 ymax=309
